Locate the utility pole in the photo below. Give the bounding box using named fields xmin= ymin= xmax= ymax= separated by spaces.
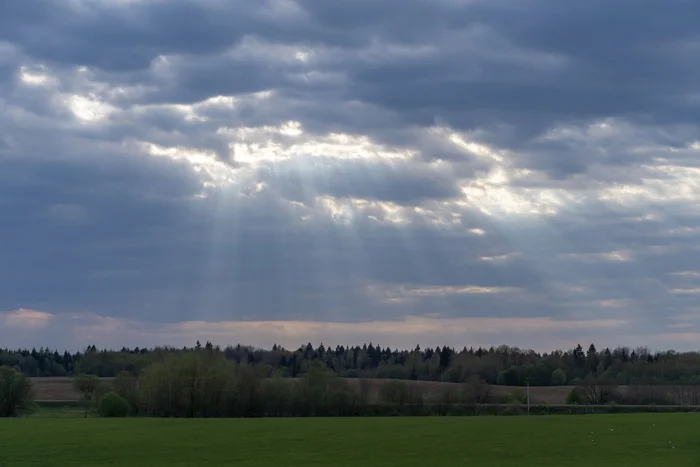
xmin=527 ymin=381 xmax=530 ymax=414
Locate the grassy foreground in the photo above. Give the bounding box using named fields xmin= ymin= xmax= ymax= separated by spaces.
xmin=0 ymin=414 xmax=698 ymax=466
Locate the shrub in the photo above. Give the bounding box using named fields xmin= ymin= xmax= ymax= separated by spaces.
xmin=500 ymin=401 xmax=523 ymax=416
xmin=0 ymin=366 xmax=34 ymax=417
xmin=577 ymin=377 xmax=619 ymax=405
xmin=496 ymin=366 xmax=523 ymax=386
xmin=501 ymin=389 xmax=526 ymax=404
xmin=513 ymin=389 xmax=527 ymax=403
xmin=461 ymin=376 xmax=492 ymax=404
xmin=112 ymin=372 xmax=141 ymax=414
xmin=379 ymin=380 xmax=409 ymax=407
xmin=550 ymin=369 xmax=567 ymax=386
xmin=98 ymin=391 xmax=130 ymax=417
xmin=566 ymin=388 xmax=584 ymax=405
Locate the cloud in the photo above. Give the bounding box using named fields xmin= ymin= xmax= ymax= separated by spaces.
xmin=2 ymin=309 xmax=53 ymax=329
xmin=45 ymin=204 xmax=89 ymax=226
xmin=0 ymin=309 xmax=631 ymax=352
xmin=1 ymin=0 xmax=700 ymax=350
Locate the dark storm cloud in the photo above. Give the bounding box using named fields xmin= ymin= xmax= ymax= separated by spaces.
xmin=6 ymin=0 xmax=696 ymax=157
xmin=0 ymin=154 xmax=204 ymax=310
xmin=0 ymin=1 xmax=253 ymax=71
xmin=0 ymin=156 xmax=542 ymax=323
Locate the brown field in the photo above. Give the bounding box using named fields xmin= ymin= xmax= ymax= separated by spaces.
xmin=29 ymin=376 xmax=572 ymax=403
xmin=30 ymin=377 xmax=114 ymax=401
xmin=342 ymin=378 xmax=574 ymax=404
xmin=35 ymin=376 xmax=700 ymax=406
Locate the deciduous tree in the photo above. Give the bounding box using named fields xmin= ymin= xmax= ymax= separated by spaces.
xmin=0 ymin=366 xmax=34 ymax=417
xmin=73 ymin=373 xmax=101 ymax=418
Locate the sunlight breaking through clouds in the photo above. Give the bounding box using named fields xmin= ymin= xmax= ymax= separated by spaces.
xmin=18 ymin=65 xmax=54 ymax=86
xmin=437 ymin=126 xmax=505 ymax=163
xmin=366 ymin=284 xmax=521 ymax=305
xmin=560 ymin=250 xmax=634 ymax=262
xmin=5 ymin=0 xmax=700 ymax=350
xmin=64 ymin=94 xmax=116 ymax=122
xmin=312 ymin=197 xmax=410 ymax=224
xmin=460 ymin=175 xmax=567 ymax=217
xmin=139 ymin=142 xmax=236 ymax=187
xmin=599 ymin=164 xmax=700 ymax=206
xmin=224 ymin=126 xmax=414 ymax=165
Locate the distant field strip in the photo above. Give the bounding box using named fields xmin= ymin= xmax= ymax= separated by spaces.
xmin=29 ymin=377 xmax=573 ymax=403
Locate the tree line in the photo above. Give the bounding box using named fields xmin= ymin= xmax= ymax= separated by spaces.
xmin=6 ymin=344 xmax=700 ymax=418
xmin=0 ymin=350 xmax=501 ymax=418
xmin=3 ymin=341 xmax=700 ymax=386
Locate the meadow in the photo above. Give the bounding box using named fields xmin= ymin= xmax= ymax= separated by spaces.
xmin=1 ymin=414 xmax=698 ymax=466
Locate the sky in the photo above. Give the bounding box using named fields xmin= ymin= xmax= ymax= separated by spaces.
xmin=2 ymin=0 xmax=700 ymax=352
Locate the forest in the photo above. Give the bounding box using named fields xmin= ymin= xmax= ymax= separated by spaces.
xmin=3 ymin=341 xmax=700 ymax=386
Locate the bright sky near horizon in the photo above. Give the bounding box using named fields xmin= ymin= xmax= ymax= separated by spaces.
xmin=2 ymin=0 xmax=700 ymax=352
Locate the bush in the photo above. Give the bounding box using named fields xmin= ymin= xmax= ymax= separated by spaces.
xmin=98 ymin=391 xmax=130 ymax=417
xmin=500 ymin=401 xmax=523 ymax=416
xmin=379 ymin=380 xmax=409 ymax=407
xmin=496 ymin=366 xmax=523 ymax=386
xmin=550 ymin=369 xmax=567 ymax=386
xmin=0 ymin=366 xmax=34 ymax=417
xmin=461 ymin=376 xmax=492 ymax=404
xmin=566 ymin=388 xmax=584 ymax=405
xmin=501 ymin=389 xmax=526 ymax=404
xmin=112 ymin=372 xmax=141 ymax=414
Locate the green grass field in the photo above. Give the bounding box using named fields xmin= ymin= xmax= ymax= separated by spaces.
xmin=0 ymin=414 xmax=698 ymax=466
xmin=26 ymin=406 xmax=88 ymax=418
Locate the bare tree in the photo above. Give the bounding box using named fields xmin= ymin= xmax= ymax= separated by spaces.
xmin=580 ymin=376 xmax=613 ymax=405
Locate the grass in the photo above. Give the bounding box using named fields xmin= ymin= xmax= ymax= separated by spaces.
xmin=26 ymin=406 xmax=89 ymax=418
xmin=0 ymin=414 xmax=698 ymax=466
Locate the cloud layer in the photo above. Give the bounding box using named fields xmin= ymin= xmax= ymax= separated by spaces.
xmin=2 ymin=0 xmax=700 ymax=351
